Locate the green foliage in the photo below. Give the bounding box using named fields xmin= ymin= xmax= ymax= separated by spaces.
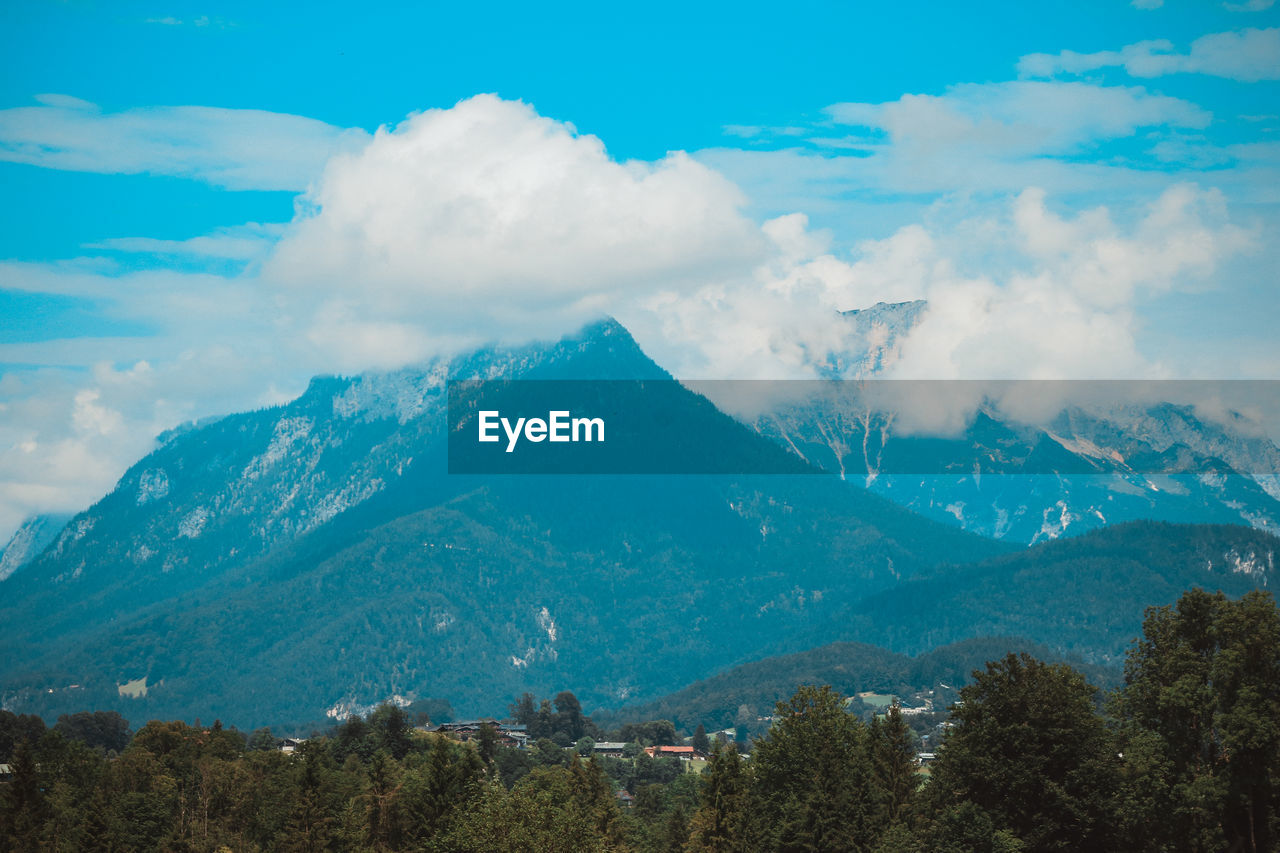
xmin=870 ymin=704 xmax=918 ymax=828
xmin=368 ymin=703 xmax=414 ymax=760
xmin=0 ymin=739 xmax=47 ymax=853
xmin=555 ymin=691 xmax=588 ymax=741
xmin=923 ymin=653 xmax=1120 ymax=851
xmin=0 ymin=593 xmax=1274 ymax=852
xmin=247 ymin=725 xmax=277 ymax=751
xmin=847 ymin=521 xmax=1277 ymax=662
xmin=330 ymin=714 xmax=372 ymax=764
xmin=616 ymin=719 xmax=678 ymax=747
xmin=406 ymin=696 xmax=454 ymax=727
xmin=925 ymin=801 xmax=1026 ymax=853
xmin=530 ymin=737 xmax=568 ymax=768
xmin=283 ymin=743 xmax=346 ymax=852
xmin=746 ymin=684 xmax=877 ymax=852
xmin=52 ymin=710 xmax=131 ymax=754
xmin=600 ymin=636 xmax=1116 ymax=736
xmin=510 ymin=692 xmax=537 ymax=726
xmin=1115 ymin=588 xmax=1280 ymax=852
xmin=629 ymin=754 xmax=683 ymax=791
xmin=446 ymin=772 xmax=603 ymax=852
xmin=687 ymin=743 xmax=748 ymax=852
xmin=0 ymin=710 xmax=47 ymax=763
xmin=476 ymin=722 xmax=500 ymax=768
xmin=397 ymin=736 xmax=485 ymax=845
xmin=495 ymin=744 xmax=534 ymax=787
xmin=692 ymin=723 xmax=710 ymax=755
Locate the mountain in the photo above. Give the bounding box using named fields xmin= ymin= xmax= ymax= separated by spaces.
xmin=750 ymin=400 xmax=1280 ymax=543
xmin=598 ymin=521 xmax=1277 ymax=734
xmin=602 ymin=520 xmax=1276 ymax=735
xmin=829 ymin=520 xmax=1277 ymax=667
xmin=596 ymin=635 xmax=1118 ymax=736
xmin=742 ymin=301 xmax=1280 ymax=543
xmin=820 ymin=300 xmax=926 ymax=377
xmin=0 ymin=320 xmax=1006 ymax=728
xmin=0 ymin=514 xmax=71 ymax=582
xmin=5 ymin=318 xmax=1274 ymax=732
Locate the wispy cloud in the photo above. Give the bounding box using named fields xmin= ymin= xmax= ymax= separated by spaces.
xmin=0 ymin=96 xmax=369 ymax=191
xmin=824 ymin=81 xmax=1209 ymax=158
xmin=84 ymin=223 xmax=285 ymax=263
xmin=142 ymin=15 xmax=237 ymax=28
xmin=1223 ymin=0 xmax=1275 ymax=12
xmin=700 ymin=81 xmax=1214 ymax=213
xmin=1020 ymin=28 xmax=1280 ymax=82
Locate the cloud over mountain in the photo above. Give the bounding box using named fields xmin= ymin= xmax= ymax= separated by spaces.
xmin=0 ymin=90 xmax=1266 ymax=543
xmin=264 ymin=95 xmax=767 ymax=355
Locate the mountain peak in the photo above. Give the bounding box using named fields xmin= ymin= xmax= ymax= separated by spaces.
xmin=0 ymin=513 xmax=73 ymax=583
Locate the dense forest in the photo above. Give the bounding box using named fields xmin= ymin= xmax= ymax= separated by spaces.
xmin=2 ymin=588 xmax=1277 ymax=852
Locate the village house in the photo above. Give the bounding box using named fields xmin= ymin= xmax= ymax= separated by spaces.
xmin=278 ymin=737 xmax=306 ymax=755
xmin=592 ymin=741 xmax=628 ymax=759
xmin=277 ymin=732 xmax=307 ymax=753
xmin=643 ymin=745 xmax=708 ymax=761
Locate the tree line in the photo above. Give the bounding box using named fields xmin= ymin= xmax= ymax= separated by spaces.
xmin=2 ymin=587 xmax=1277 ymax=851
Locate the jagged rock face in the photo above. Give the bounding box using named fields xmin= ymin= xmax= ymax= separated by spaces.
xmin=746 ymin=301 xmax=1280 ymax=543
xmin=753 ymin=398 xmax=1280 ymax=544
xmin=832 ymin=300 xmax=927 ymax=377
xmin=0 ymin=514 xmax=72 ymax=582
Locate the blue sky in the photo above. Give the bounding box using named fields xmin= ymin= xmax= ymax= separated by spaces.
xmin=1 ymin=0 xmax=1278 ymax=538
xmin=3 ymin=0 xmax=1276 ymax=257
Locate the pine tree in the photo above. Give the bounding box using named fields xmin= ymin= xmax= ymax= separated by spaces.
xmin=283 ymin=746 xmax=340 ymax=853
xmin=510 ymin=692 xmax=537 ymax=726
xmin=870 ymin=703 xmax=918 ymax=830
xmin=1 ymin=739 xmax=47 ymax=853
xmin=566 ymin=754 xmax=622 ymax=844
xmin=363 ymin=749 xmax=403 ymax=851
xmin=687 ymin=742 xmax=747 ymax=852
xmin=692 ymin=723 xmax=711 ymax=755
xmin=747 ymin=685 xmax=877 ymax=852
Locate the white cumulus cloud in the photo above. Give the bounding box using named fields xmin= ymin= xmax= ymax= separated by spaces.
xmin=263 ymin=94 xmax=767 ymax=357
xmin=623 ymin=184 xmax=1253 ymax=385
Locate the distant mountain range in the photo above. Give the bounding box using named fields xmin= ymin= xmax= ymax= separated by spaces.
xmin=742 ymin=301 xmax=1280 ymax=543
xmin=1 ymin=316 xmax=1276 ymax=731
